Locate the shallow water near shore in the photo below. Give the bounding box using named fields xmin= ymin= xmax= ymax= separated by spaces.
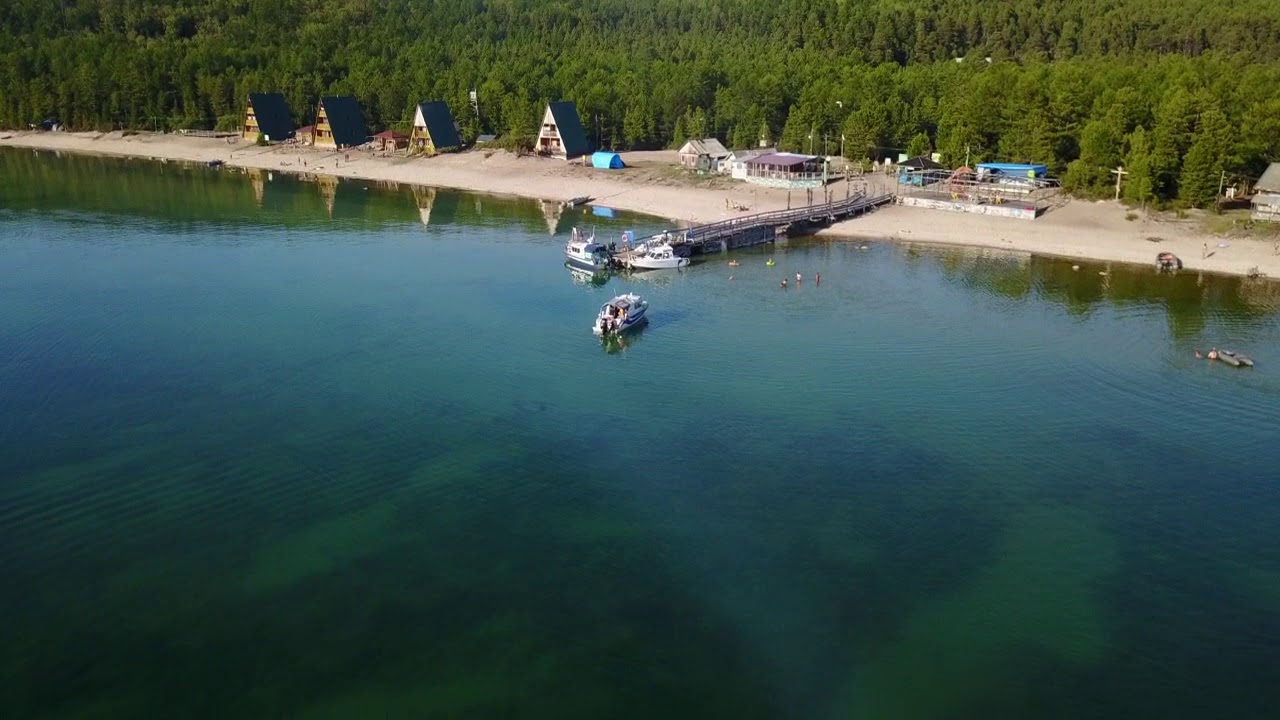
xmin=2 ymin=149 xmax=1280 ymax=719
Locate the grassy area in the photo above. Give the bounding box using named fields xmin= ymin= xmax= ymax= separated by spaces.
xmin=1201 ymin=209 xmax=1280 ymax=238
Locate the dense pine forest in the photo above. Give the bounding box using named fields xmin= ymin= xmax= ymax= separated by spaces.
xmin=3 ymin=0 xmax=1280 ymax=205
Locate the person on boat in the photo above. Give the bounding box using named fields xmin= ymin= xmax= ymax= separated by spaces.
xmin=1208 ymin=347 xmax=1219 ymax=361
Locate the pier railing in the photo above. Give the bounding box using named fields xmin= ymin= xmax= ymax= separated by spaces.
xmin=634 ymin=191 xmax=893 ymax=249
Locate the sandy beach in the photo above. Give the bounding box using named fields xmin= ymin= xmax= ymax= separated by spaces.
xmin=4 ymin=130 xmax=1278 ymax=279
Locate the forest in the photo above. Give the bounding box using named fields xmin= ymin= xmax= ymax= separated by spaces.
xmin=3 ymin=0 xmax=1280 ymax=205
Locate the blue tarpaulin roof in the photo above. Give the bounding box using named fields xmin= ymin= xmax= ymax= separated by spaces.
xmin=592 ymin=152 xmax=624 ymax=169
xmin=977 ymin=162 xmax=1047 ymax=177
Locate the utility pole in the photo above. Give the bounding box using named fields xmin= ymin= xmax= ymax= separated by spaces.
xmin=1217 ymin=170 xmax=1227 ymax=199
xmin=1111 ymin=165 xmax=1129 ymax=201
xmin=965 ymin=144 xmax=970 ymax=169
xmin=808 ymin=129 xmax=814 ymax=155
xmin=840 ymin=134 xmax=846 ymax=161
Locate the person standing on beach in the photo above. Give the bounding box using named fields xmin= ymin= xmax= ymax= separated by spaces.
xmin=1202 ymin=242 xmax=1208 ymax=258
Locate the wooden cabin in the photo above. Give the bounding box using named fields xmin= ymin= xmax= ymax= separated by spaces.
xmin=410 ymin=101 xmax=463 ymax=155
xmin=537 ymin=101 xmax=589 ymax=160
xmin=1254 ymin=163 xmax=1280 ymax=222
xmin=242 ymin=93 xmax=295 ymax=143
xmin=679 ymin=138 xmax=730 ymax=173
xmin=373 ymin=130 xmax=409 ymax=151
xmin=312 ymin=96 xmax=368 ymax=149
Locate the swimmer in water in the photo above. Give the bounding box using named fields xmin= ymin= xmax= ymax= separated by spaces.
xmin=781 ymin=278 xmax=788 ymax=289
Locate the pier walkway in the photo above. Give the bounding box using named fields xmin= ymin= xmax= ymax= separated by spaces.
xmin=622 ymin=191 xmax=894 ymax=260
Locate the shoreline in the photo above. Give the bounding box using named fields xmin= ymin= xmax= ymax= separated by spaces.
xmin=4 ymin=130 xmax=1278 ymax=281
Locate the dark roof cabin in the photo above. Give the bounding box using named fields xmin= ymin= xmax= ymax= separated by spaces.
xmin=410 ymin=101 xmax=463 ymax=155
xmin=538 ymin=101 xmax=589 ymax=160
xmin=313 ymin=96 xmax=367 ymax=149
xmin=242 ymin=93 xmax=294 ymax=142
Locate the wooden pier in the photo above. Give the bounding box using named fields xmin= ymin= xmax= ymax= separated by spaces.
xmin=625 ymin=191 xmax=894 ymax=259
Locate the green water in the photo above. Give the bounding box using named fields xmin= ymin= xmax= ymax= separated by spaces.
xmin=2 ymin=149 xmax=1279 ymax=719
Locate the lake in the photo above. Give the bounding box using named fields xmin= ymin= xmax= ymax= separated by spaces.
xmin=2 ymin=148 xmax=1279 ymax=719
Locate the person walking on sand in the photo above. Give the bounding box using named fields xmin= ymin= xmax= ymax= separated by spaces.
xmin=1202 ymin=242 xmax=1208 ymax=259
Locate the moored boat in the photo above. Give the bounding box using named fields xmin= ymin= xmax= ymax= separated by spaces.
xmin=564 ymin=227 xmax=610 ymax=272
xmin=592 ymin=293 xmax=648 ymax=336
xmin=627 ymin=243 xmax=690 ymax=270
xmin=563 ymin=195 xmax=593 ymax=209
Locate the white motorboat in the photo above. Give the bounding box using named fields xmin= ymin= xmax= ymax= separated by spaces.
xmin=627 ymin=243 xmax=690 ymax=270
xmin=592 ymin=293 xmax=648 ymax=336
xmin=564 ymin=227 xmax=610 ymax=272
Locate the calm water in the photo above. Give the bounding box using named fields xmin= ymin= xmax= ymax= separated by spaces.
xmin=2 ymin=149 xmax=1279 ymax=719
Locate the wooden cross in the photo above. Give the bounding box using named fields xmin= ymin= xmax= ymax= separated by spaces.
xmin=1111 ymin=165 xmax=1128 ymax=201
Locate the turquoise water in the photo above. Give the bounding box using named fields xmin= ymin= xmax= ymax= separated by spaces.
xmin=2 ymin=149 xmax=1280 ymax=718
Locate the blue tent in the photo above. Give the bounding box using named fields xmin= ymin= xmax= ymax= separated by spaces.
xmin=592 ymin=152 xmax=625 ymax=169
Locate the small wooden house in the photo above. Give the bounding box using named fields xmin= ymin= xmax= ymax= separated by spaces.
xmin=679 ymin=138 xmax=730 ymax=173
xmin=242 ymin=93 xmax=295 ymax=142
xmin=410 ymin=101 xmax=463 ymax=155
xmin=1253 ymin=163 xmax=1280 ymax=222
xmin=312 ymin=96 xmax=368 ymax=149
xmin=537 ymin=101 xmax=589 ymax=160
xmin=373 ymin=129 xmax=409 ymax=151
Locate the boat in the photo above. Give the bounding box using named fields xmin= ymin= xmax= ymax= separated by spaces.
xmin=592 ymin=293 xmax=648 ymax=336
xmin=1220 ymin=350 xmax=1254 ymax=367
xmin=627 ymin=243 xmax=690 ymax=270
xmin=562 ymin=195 xmax=593 ymax=209
xmin=564 ymin=227 xmax=610 ymax=272
xmin=1156 ymin=252 xmax=1182 ymax=271
xmin=766 ymin=259 xmax=776 ymax=266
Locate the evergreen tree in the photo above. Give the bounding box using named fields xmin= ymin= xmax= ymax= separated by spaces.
xmin=907 ymin=132 xmax=932 ymax=157
xmin=1000 ymin=107 xmax=1055 ymax=165
xmin=670 ymin=114 xmax=688 ymax=149
xmin=1063 ymin=117 xmax=1124 ymax=194
xmin=1178 ymin=135 xmax=1217 ymax=207
xmin=1124 ymin=126 xmax=1155 ymax=206
xmin=623 ymin=104 xmax=649 ymax=148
